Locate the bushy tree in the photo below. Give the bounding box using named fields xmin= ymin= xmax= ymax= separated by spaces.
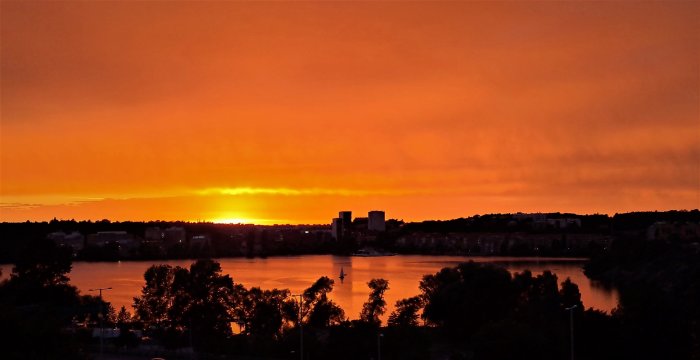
xmin=513 ymin=270 xmax=562 ymax=323
xmin=180 ymin=260 xmax=236 ymax=350
xmin=244 ymin=287 xmax=289 ymax=339
xmin=360 ymin=278 xmax=389 ymax=326
xmin=133 ymin=260 xmax=237 ymax=352
xmin=116 ymin=306 xmax=132 ymax=327
xmin=303 ymin=276 xmax=345 ymax=328
xmin=11 ymin=238 xmax=73 ymax=288
xmin=388 ymin=296 xmax=423 ymax=327
xmin=133 ymin=264 xmax=178 ymax=329
xmin=0 ymin=238 xmax=90 ymax=359
xmin=559 ymin=278 xmax=583 ymax=310
xmin=420 ymin=262 xmax=516 ymax=337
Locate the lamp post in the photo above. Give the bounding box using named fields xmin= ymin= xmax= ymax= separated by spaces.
xmin=377 ymin=332 xmax=384 ymax=360
xmin=89 ymin=287 xmax=112 ymax=359
xmin=291 ymin=293 xmax=304 ymax=360
xmin=565 ymin=305 xmax=578 ymax=360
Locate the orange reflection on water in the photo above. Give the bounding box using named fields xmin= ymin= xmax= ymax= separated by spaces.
xmin=1 ymin=255 xmax=618 ymax=321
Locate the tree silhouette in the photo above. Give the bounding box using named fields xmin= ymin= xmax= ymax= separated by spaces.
xmin=388 ymin=296 xmax=423 ymax=327
xmin=245 ymin=287 xmax=289 ymax=342
xmin=420 ymin=262 xmax=516 ymax=337
xmin=559 ymin=278 xmax=583 ymax=311
xmin=182 ymin=260 xmax=236 ymax=350
xmin=133 ymin=264 xmax=177 ymax=329
xmin=0 ymin=238 xmax=89 ymax=358
xmin=360 ymin=278 xmax=389 ymax=326
xmin=300 ymin=276 xmax=345 ymax=328
xmin=116 ymin=306 xmax=132 ymax=327
xmin=11 ymin=238 xmax=72 ymax=288
xmin=133 ymin=260 xmax=238 ymax=352
xmin=515 ymin=270 xmax=561 ymax=323
xmin=308 ymin=296 xmax=345 ymax=328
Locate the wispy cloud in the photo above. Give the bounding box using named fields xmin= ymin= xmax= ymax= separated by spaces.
xmin=194 ymin=187 xmax=423 ymax=197
xmin=0 ymin=203 xmax=43 ymax=210
xmin=0 ymin=196 xmax=106 ymax=208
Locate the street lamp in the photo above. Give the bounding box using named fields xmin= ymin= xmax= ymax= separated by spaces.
xmin=377 ymin=332 xmax=384 ymax=360
xmin=565 ymin=305 xmax=578 ymax=360
xmin=291 ymin=293 xmax=304 ymax=360
xmin=89 ymin=287 xmax=112 ymax=359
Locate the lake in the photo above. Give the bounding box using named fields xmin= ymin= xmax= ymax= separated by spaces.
xmin=1 ymin=255 xmax=618 ymax=321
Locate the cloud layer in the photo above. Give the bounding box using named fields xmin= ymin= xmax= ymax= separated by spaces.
xmin=1 ymin=2 xmax=698 ymax=223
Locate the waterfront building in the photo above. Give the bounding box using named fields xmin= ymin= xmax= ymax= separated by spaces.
xmin=87 ymin=231 xmax=135 ymax=247
xmin=47 ymin=231 xmax=85 ymax=253
xmin=163 ymin=226 xmax=186 ymax=245
xmin=331 ymin=217 xmax=342 ymax=239
xmin=190 ymin=234 xmax=211 ymax=249
xmin=339 ymin=211 xmax=352 ymax=230
xmin=368 ymin=210 xmax=386 ymax=232
xmin=144 ymin=227 xmax=163 ymax=241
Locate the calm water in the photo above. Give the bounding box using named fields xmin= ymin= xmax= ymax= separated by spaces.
xmin=1 ymin=255 xmax=618 ymax=321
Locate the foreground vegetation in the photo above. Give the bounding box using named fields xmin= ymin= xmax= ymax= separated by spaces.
xmin=1 ymin=234 xmax=698 ymax=359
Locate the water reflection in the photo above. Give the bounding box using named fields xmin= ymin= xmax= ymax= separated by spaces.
xmin=0 ymin=255 xmax=618 ymax=321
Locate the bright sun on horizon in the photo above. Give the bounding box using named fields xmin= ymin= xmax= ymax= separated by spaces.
xmin=1 ymin=1 xmax=698 ymax=223
xmin=210 ymin=218 xmax=254 ymax=225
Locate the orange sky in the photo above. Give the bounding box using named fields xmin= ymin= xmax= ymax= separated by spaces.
xmin=1 ymin=2 xmax=699 ymax=224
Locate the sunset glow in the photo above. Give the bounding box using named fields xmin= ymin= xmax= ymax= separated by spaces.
xmin=1 ymin=1 xmax=698 ymax=223
xmin=211 ymin=219 xmax=252 ymax=225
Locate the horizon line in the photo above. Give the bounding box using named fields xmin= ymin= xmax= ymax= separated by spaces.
xmin=1 ymin=208 xmax=698 ymax=226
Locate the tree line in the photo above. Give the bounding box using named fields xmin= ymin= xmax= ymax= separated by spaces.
xmin=1 ymin=235 xmax=698 ymax=359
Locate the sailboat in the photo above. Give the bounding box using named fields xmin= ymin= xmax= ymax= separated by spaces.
xmin=339 ymin=267 xmax=346 ymax=281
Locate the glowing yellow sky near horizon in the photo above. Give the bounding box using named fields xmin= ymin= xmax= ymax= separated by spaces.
xmin=1 ymin=2 xmax=699 ymax=224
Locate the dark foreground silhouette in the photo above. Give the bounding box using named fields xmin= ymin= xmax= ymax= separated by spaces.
xmin=1 ymin=235 xmax=698 ymax=359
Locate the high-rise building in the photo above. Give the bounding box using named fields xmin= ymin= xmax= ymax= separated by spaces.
xmin=339 ymin=211 xmax=352 ymax=228
xmin=331 ymin=218 xmax=342 ymax=239
xmin=368 ymin=210 xmax=386 ymax=232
